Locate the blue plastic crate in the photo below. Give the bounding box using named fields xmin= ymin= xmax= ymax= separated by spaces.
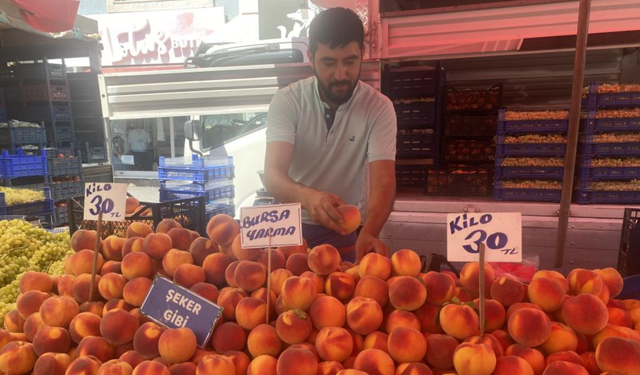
xmin=577 ymin=189 xmax=640 ymax=204
xmin=0 ymin=148 xmax=48 ymax=179
xmin=0 ymin=187 xmax=54 ymax=217
xmin=582 ymin=112 xmax=640 ymax=134
xmin=496 ymin=142 xmax=566 ymax=157
xmin=494 ymin=165 xmax=564 ymax=180
xmin=160 ymin=182 xmax=235 ymax=202
xmin=394 ymin=100 xmax=438 ymax=128
xmin=16 ymin=62 xmax=67 ymax=81
xmin=48 ymin=154 xmax=82 ymax=177
xmin=54 ymin=206 xmax=69 ymax=226
xmin=0 ymin=125 xmax=47 ymax=147
xmin=583 ymin=82 xmax=640 ymax=109
xmin=159 ymin=155 xmax=235 ymax=183
xmin=493 ymin=186 xmax=562 ymax=202
xmin=205 ymin=204 xmax=236 ymax=220
xmin=579 ymin=165 xmax=640 ymax=181
xmin=580 ymin=142 xmax=640 ymax=157
xmin=497 ymin=109 xmax=568 ymax=134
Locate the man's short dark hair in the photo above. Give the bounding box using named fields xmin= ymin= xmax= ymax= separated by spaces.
xmin=309 ymin=7 xmax=364 ymax=55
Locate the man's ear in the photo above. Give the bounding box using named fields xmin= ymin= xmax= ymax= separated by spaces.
xmin=307 ymin=49 xmax=314 ymax=68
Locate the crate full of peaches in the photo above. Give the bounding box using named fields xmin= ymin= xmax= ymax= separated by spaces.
xmin=1 ymin=211 xmax=639 ymax=375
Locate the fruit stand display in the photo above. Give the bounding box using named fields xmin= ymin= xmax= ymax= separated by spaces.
xmin=494 ymin=110 xmax=569 ymax=202
xmin=47 ymin=149 xmax=83 ymax=227
xmin=0 ymin=213 xmax=639 ymax=375
xmin=577 ymin=83 xmax=640 ymax=204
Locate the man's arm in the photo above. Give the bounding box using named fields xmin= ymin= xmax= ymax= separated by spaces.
xmin=355 ymin=160 xmax=396 ymax=262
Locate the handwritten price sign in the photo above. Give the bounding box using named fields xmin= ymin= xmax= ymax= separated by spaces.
xmin=240 ymin=203 xmax=303 ymax=249
xmin=83 ymin=183 xmax=127 ymax=222
xmin=447 ymin=213 xmax=522 ymax=263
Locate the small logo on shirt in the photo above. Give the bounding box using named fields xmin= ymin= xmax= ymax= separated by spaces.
xmin=349 ymin=136 xmax=355 ymax=142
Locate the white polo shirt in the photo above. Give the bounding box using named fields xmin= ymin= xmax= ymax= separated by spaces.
xmin=266 ymin=76 xmax=397 ymax=224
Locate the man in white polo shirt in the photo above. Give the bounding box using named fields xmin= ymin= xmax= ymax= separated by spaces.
xmin=264 ymin=7 xmax=397 ymax=263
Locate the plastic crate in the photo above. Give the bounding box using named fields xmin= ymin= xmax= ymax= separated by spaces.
xmin=50 ymin=180 xmax=83 ymax=202
xmin=0 ymin=125 xmax=47 ymax=147
xmin=47 ymin=125 xmax=75 ymax=143
xmin=494 ymin=164 xmax=564 ymax=180
xmin=445 ymin=85 xmax=502 ymax=113
xmin=16 ymin=62 xmax=67 ymax=81
xmin=68 ymin=196 xmax=208 ymax=239
xmin=205 ymin=204 xmax=236 ymax=220
xmin=0 ymin=148 xmax=48 ymax=179
xmin=385 ymin=64 xmax=444 ymax=99
xmin=160 ymin=181 xmax=235 ymax=202
xmin=577 ymin=190 xmax=640 ymax=204
xmin=444 ymin=139 xmax=495 ymax=162
xmin=10 ymin=103 xmax=73 ymax=123
xmin=497 ymin=109 xmax=568 ymax=134
xmin=396 ymin=162 xmax=429 ymax=187
xmin=0 ymin=66 xmax=16 ymax=81
xmin=397 ymin=134 xmax=438 ymax=158
xmin=54 ymin=205 xmax=69 ymax=226
xmin=0 ymin=188 xmax=54 ymax=217
xmin=394 ymin=100 xmax=438 ymax=128
xmin=159 ymin=155 xmax=235 ymax=183
xmin=583 ymin=82 xmax=640 ymax=109
xmin=580 ymin=142 xmax=640 ymax=157
xmin=493 ymin=186 xmax=562 ymax=202
xmin=444 ymin=115 xmax=497 ymax=137
xmin=0 ymin=108 xmax=6 ymax=123
xmin=579 ymin=166 xmax=640 ymax=181
xmin=496 ymin=142 xmax=566 ymax=157
xmin=0 ymin=85 xmax=21 ymax=103
xmin=21 ymin=83 xmax=70 ymax=102
xmin=426 ymin=168 xmax=491 ymax=196
xmin=618 ymin=208 xmax=640 ymax=277
xmin=582 ymin=111 xmax=640 ymax=134
xmin=82 ymin=142 xmax=107 ymax=163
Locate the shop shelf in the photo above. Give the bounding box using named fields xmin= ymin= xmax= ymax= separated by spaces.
xmin=0 ymin=148 xmax=48 ymax=179
xmin=160 ymin=181 xmax=235 ymax=202
xmin=0 ymin=124 xmax=47 ymax=148
xmin=618 ymin=208 xmax=640 ymax=277
xmin=497 ymin=109 xmax=568 ymax=134
xmin=496 ymin=142 xmax=566 ymax=157
xmin=583 ymin=82 xmax=640 ymax=109
xmin=0 ymin=188 xmax=54 ymax=217
xmin=580 ymin=142 xmax=640 ymax=158
xmin=445 ymin=85 xmax=502 ymax=114
xmin=16 ymin=62 xmax=67 ymax=81
xmin=576 ymin=190 xmax=640 ymax=204
xmin=493 ymin=186 xmax=562 ymax=202
xmin=21 ymin=82 xmax=70 ymax=102
xmin=444 ymin=139 xmax=495 ymax=163
xmin=9 ymin=103 xmax=73 ymax=123
xmin=444 ymin=115 xmax=497 ymax=137
xmin=394 ymin=100 xmax=438 ymax=128
xmin=426 ymin=168 xmax=491 ymax=196
xmin=397 ymin=134 xmax=438 ymax=158
xmin=396 ymin=162 xmax=428 ymax=187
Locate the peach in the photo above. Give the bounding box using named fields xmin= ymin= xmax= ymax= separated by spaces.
xmin=453 ymin=342 xmax=497 ymax=375
xmin=278 ymin=239 xmax=308 ymax=259
xmin=235 ymin=297 xmax=267 ymax=330
xmin=473 ymin=298 xmax=505 ymax=333
xmin=347 ymin=329 xmax=364 ymax=357
xmin=24 ymin=312 xmax=45 ymax=341
xmin=363 ymin=331 xmax=388 ymax=353
xmin=101 ymin=309 xmax=139 ymax=346
xmin=20 ymin=271 xmax=53 ymax=293
xmin=142 ymin=233 xmax=172 ymax=260
xmin=99 ymin=273 xmax=127 ymax=301
xmin=277 ymin=347 xmax=318 ymax=375
xmin=439 ymin=304 xmax=479 ymax=340
xmin=169 ymin=362 xmax=196 ymax=375
xmin=359 ymin=253 xmax=392 ymax=280
xmin=546 ymin=351 xmax=584 ymax=367
xmin=218 ymin=288 xmax=247 ymax=321
xmin=395 ymin=363 xmax=432 ymax=375
xmin=123 ymin=277 xmax=152 ymax=307
xmin=455 ymin=287 xmax=474 ymax=302
xmin=65 ymin=356 xmax=103 ymax=375
xmin=390 ymin=249 xmax=421 ymax=277
xmin=229 ymin=234 xmax=260 ymax=261
xmin=158 ymin=328 xmax=197 ymax=364
xmin=595 ymin=337 xmax=640 ymax=375
xmin=316 ymin=327 xmax=354 ymax=362
xmin=67 ymin=249 xmax=105 ymax=276
xmin=338 ymin=370 xmax=368 ymax=375
xmin=33 ymin=325 xmax=71 ymax=355
xmin=155 ymin=219 xmax=182 ymax=234
xmin=567 ymin=269 xmax=604 ymax=296
xmin=541 ymin=360 xmax=589 ymax=375
xmin=40 ymin=296 xmax=80 ymax=328
xmin=353 ymin=348 xmax=395 ymax=375
xmin=190 ymin=283 xmax=218 ymax=303
xmin=579 ymin=352 xmax=599 ymax=375
xmin=591 ymin=324 xmax=640 ymax=349
xmin=120 ymin=350 xmax=146 ymax=369
xmin=508 ymin=308 xmax=551 ymax=347
xmin=493 ymin=355 xmax=534 ymax=375
xmin=161 ymin=249 xmax=193 ymax=277
xmin=531 ymin=271 xmax=568 ymax=292
xmin=310 ymin=295 xmax=346 ymax=330
xmin=387 ymin=327 xmax=426 ymax=363
xmin=103 ymin=299 xmax=134 ymax=315
xmin=122 ymin=237 xmax=144 ymax=257
xmin=346 ymin=297 xmax=383 ymax=335
xmin=126 ymin=223 xmax=153 ymax=239
xmin=460 ymin=262 xmax=495 ymax=297
xmin=257 ymin=249 xmax=286 ymax=271
xmin=491 ymin=329 xmax=516 ymax=352
xmin=465 ymin=334 xmax=504 ymax=358
xmin=126 ymin=196 xmax=140 ymax=214
xmin=308 ymin=245 xmax=341 ymax=276
xmin=595 ymin=268 xmax=624 ymax=298
xmin=212 ymin=322 xmax=246 ymax=353
xmin=286 ymin=253 xmax=312 ymax=276
xmin=225 ymin=260 xmax=240 ymax=287
xmin=132 ymin=322 xmax=163 ymax=359
xmin=121 ymin=252 xmax=154 ymax=280
xmin=506 ymin=302 xmax=543 ymax=321
xmin=16 ymin=290 xmax=49 ymax=319
xmin=97 ymin=360 xmax=134 ymax=375
xmin=33 ymin=352 xmax=72 ymax=375
xmin=251 ymin=287 xmax=277 ymax=319
xmin=345 ymin=265 xmax=361 ymax=284
xmin=336 ymin=205 xmax=361 ymax=234
xmin=385 ymin=310 xmax=421 ymax=333
xmin=490 ymin=277 xmax=526 ymax=307
xmin=505 ymin=344 xmax=545 ymax=375
xmin=207 ymin=214 xmax=240 ymax=246
xmin=167 ymin=228 xmax=193 ymax=251
xmin=194 ymin=254 xmax=229 ymax=287
xmin=0 ymin=341 xmax=37 ymax=373
xmin=3 ymin=309 xmax=25 ymax=333
xmin=102 ymin=236 xmax=126 ymax=261
xmin=78 ymin=336 xmax=115 ymax=362
xmin=132 ymin=360 xmax=170 ymax=375
xmin=576 ymin=331 xmax=589 ymax=354
xmin=275 ymin=309 xmax=312 ymax=344
xmin=71 ymin=229 xmax=100 ymax=252
xmin=115 ymin=342 xmax=135 ymax=359
xmin=318 ymin=361 xmax=345 ymax=375
xmin=173 ymin=264 xmax=205 ymax=289
xmin=414 ymin=303 xmax=443 ymax=333
xmin=81 ymin=301 xmax=105 ymax=317
xmin=301 ymin=271 xmax=326 ymax=294
xmin=221 ymin=350 xmax=248 ymax=375
xmin=426 ymin=334 xmax=458 ymax=369
xmin=247 ymin=323 xmax=281 ymax=358
xmin=234 ymin=261 xmax=266 ymax=292
xmin=324 ymin=272 xmax=355 ymax=302
xmin=69 ymin=312 xmax=102 ymax=345
xmin=388 ymin=276 xmax=427 ymax=312
xmin=419 ymin=272 xmax=454 ymax=305
xmin=281 ymin=276 xmax=317 ymax=311
xmin=597 ymin=284 xmax=611 ymax=305
xmin=71 ymin=273 xmax=101 ymax=303
xmin=247 ymin=355 xmax=277 ymax=375
xmin=189 ymin=238 xmax=218 ymax=266
xmin=538 ymin=322 xmax=578 ymax=355
xmin=527 ymin=278 xmax=565 ymax=313
xmin=354 ymin=275 xmax=388 ymax=307
xmin=562 ymin=294 xmax=608 ymax=335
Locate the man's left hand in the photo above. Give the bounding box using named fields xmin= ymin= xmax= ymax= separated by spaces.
xmin=355 ymin=232 xmax=388 ymax=263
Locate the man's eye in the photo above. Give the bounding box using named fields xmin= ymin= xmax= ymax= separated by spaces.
xmin=324 ymin=62 xmax=335 ymax=67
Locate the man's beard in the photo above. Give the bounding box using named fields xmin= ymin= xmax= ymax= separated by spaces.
xmin=316 ymin=73 xmax=360 ymax=106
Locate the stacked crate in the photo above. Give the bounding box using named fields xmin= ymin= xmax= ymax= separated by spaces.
xmin=577 ymin=83 xmax=640 ymax=204
xmin=493 ymin=110 xmax=570 ymax=202
xmin=0 ymin=89 xmax=7 ymax=122
xmin=47 ymin=149 xmax=84 ymax=226
xmin=159 ymin=155 xmax=236 ymax=219
xmin=386 ymin=62 xmax=445 ymax=188
xmin=427 ymin=85 xmax=502 ymax=196
xmin=68 ymin=73 xmax=108 ymax=163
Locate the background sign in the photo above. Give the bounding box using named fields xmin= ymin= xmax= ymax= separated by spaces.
xmin=240 ymin=203 xmax=303 ymax=249
xmin=140 ymin=275 xmax=222 ymax=348
xmin=447 ymin=212 xmax=522 ymax=262
xmin=83 ymin=183 xmax=127 ymax=222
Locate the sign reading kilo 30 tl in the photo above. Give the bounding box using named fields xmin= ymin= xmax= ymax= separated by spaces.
xmin=240 ymin=203 xmax=303 ymax=248
xmin=83 ymin=183 xmax=127 ymax=222
xmin=447 ymin=213 xmax=522 ymax=262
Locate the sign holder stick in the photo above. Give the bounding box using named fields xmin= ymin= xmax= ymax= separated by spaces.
xmin=266 ymin=228 xmax=272 ymax=324
xmin=478 ymin=242 xmax=486 ymax=337
xmin=89 ymin=211 xmax=103 ymax=302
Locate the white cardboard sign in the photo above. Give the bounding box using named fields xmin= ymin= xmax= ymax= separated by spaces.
xmin=447 ymin=212 xmax=522 ymax=263
xmin=83 ymin=182 xmax=128 ymax=222
xmin=240 ymin=203 xmax=303 ymax=249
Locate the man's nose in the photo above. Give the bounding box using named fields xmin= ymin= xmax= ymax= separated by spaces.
xmin=334 ymin=63 xmax=348 ymax=81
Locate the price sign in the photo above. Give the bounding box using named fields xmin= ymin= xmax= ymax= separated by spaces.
xmin=240 ymin=203 xmax=303 ymax=249
xmin=447 ymin=212 xmax=522 ymax=262
xmin=140 ymin=275 xmax=222 ymax=348
xmin=83 ymin=183 xmax=127 ymax=222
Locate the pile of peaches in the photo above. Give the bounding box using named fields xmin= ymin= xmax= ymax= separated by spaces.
xmin=0 ymin=213 xmax=639 ymax=375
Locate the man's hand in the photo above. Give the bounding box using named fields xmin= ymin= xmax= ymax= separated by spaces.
xmin=355 ymin=232 xmax=388 ymax=263
xmin=304 ymin=191 xmax=348 ymax=236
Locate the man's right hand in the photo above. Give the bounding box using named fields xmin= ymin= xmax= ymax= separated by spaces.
xmin=304 ymin=191 xmax=348 ymax=236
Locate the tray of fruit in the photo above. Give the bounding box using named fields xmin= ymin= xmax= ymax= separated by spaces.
xmin=444 ymin=115 xmax=497 ymax=137
xmin=444 ymin=139 xmax=495 ymax=162
xmin=583 ymin=82 xmax=640 ymax=108
xmin=580 ymin=158 xmax=640 ymax=181
xmin=0 ymin=187 xmax=53 ymax=217
xmin=445 ymin=85 xmax=502 ymax=113
xmin=583 ymin=108 xmax=640 ymax=133
xmin=581 ymin=141 xmax=640 ymax=158
xmin=496 ymin=157 xmax=565 ymax=179
xmin=426 ymin=167 xmax=491 ymax=196
xmin=494 ymin=179 xmax=563 ymax=202
xmin=498 ymin=110 xmax=569 ymax=134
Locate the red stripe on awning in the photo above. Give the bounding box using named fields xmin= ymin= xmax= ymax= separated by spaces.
xmin=10 ymin=0 xmax=80 ymax=33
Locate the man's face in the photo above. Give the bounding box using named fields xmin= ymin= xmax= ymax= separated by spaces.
xmin=309 ymin=42 xmax=363 ymax=106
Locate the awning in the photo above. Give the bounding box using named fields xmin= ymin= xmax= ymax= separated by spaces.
xmin=8 ymin=0 xmax=79 ymax=33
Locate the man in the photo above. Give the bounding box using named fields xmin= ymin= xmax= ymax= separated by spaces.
xmin=263 ymin=7 xmax=397 ymax=262
xmin=127 ymin=121 xmax=152 ymax=171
